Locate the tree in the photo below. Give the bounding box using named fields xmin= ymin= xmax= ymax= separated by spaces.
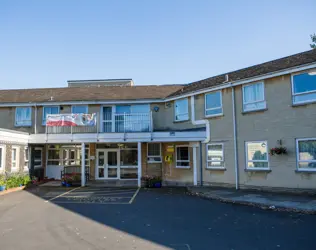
xmin=311 ymin=33 xmax=316 ymax=49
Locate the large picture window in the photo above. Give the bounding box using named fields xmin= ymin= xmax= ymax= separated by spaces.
xmin=206 ymin=144 xmax=224 ymax=169
xmin=205 ymin=91 xmax=223 ymax=117
xmin=292 ymin=71 xmax=316 ymax=104
xmin=242 ymin=82 xmax=266 ymax=112
xmin=296 ymin=139 xmax=316 ymax=171
xmin=245 ymin=141 xmax=269 ymax=169
xmin=174 ymin=98 xmax=189 ymax=121
xmin=15 ymin=107 xmax=32 ymax=126
xmin=176 ymin=146 xmax=190 ymax=168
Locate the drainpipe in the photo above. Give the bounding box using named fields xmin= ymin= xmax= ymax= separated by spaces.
xmin=231 ymin=85 xmax=239 ymax=190
xmin=191 ymin=96 xmax=210 ymax=186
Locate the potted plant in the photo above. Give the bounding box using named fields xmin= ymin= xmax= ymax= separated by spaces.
xmin=141 ymin=175 xmax=162 ymax=188
xmin=0 ymin=175 xmax=6 ymax=191
xmin=269 ymin=146 xmax=287 ymax=155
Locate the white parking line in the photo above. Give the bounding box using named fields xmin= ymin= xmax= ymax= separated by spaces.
xmin=129 ymin=187 xmax=140 ymax=204
xmin=45 ymin=187 xmax=82 ymax=202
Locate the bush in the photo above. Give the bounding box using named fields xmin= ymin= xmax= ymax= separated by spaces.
xmin=6 ymin=174 xmax=21 ymax=189
xmin=23 ymin=175 xmax=31 ymax=185
xmin=0 ymin=175 xmax=6 ymax=186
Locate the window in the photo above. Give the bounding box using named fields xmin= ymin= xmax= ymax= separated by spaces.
xmin=42 ymin=106 xmax=59 ymax=125
xmin=120 ymin=149 xmax=138 ymax=167
xmin=24 ymin=147 xmax=29 ymax=169
xmin=147 ymin=143 xmax=162 ymax=163
xmin=15 ymin=107 xmax=32 ymax=126
xmin=292 ymin=71 xmax=316 ymax=104
xmin=242 ymin=82 xmax=266 ymax=112
xmin=34 ymin=148 xmax=42 ymax=168
xmin=102 ymin=106 xmax=113 ymax=132
xmin=175 ymin=98 xmax=189 ymax=121
xmin=48 ymin=146 xmax=61 ymax=165
xmin=207 ymin=144 xmax=224 ymax=168
xmin=245 ymin=141 xmax=269 ymax=169
xmin=0 ymin=146 xmax=5 ymax=171
xmin=205 ymin=91 xmax=223 ymax=117
xmin=11 ymin=147 xmax=19 ymax=171
xmin=71 ymin=105 xmax=88 ymax=114
xmin=176 ymin=146 xmax=190 ymax=168
xmin=296 ymin=139 xmax=316 ymax=171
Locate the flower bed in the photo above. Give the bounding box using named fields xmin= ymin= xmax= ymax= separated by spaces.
xmin=0 ymin=173 xmax=31 ymax=192
xmin=61 ymin=172 xmax=81 ymax=187
xmin=141 ymin=175 xmax=162 ymax=188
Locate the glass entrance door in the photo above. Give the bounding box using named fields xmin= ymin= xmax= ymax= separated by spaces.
xmin=96 ymin=149 xmax=119 ymax=179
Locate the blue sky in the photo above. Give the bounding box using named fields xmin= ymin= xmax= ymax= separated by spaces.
xmin=1 ymin=0 xmax=315 ymax=89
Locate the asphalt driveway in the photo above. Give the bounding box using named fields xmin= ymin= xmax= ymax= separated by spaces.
xmin=0 ymin=186 xmax=315 ymax=250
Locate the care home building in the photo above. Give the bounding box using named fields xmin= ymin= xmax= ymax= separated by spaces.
xmin=1 ymin=49 xmax=316 ymax=192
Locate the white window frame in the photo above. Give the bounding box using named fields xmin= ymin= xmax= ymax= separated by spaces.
xmin=245 ymin=141 xmax=269 ymax=170
xmin=206 ymin=143 xmax=225 ymax=169
xmin=174 ymin=98 xmax=189 ymax=122
xmin=0 ymin=145 xmax=5 ymax=172
xmin=242 ymin=82 xmax=266 ymax=112
xmin=15 ymin=107 xmax=32 ymax=127
xmin=24 ymin=147 xmax=29 ymax=170
xmin=11 ymin=146 xmax=19 ymax=172
xmin=147 ymin=143 xmax=162 ymax=163
xmin=42 ymin=106 xmax=60 ymax=125
xmin=100 ymin=105 xmax=115 ymax=132
xmin=71 ymin=105 xmax=88 ymax=114
xmin=34 ymin=147 xmax=43 ymax=168
xmin=296 ymin=138 xmax=316 ymax=172
xmin=205 ymin=91 xmax=223 ymax=117
xmin=175 ymin=145 xmax=190 ymax=169
xmin=291 ymin=70 xmax=316 ymax=105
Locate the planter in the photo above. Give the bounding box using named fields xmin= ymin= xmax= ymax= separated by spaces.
xmin=0 ymin=185 xmax=6 ymax=191
xmin=154 ymin=182 xmax=162 ymax=188
xmin=145 ymin=181 xmax=162 ymax=188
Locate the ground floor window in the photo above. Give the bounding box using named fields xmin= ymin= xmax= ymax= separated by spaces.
xmin=34 ymin=148 xmax=43 ymax=168
xmin=296 ymin=139 xmax=316 ymax=170
xmin=147 ymin=143 xmax=162 ymax=163
xmin=176 ymin=146 xmax=190 ymax=168
xmin=206 ymin=143 xmax=224 ymax=169
xmin=11 ymin=146 xmax=19 ymax=171
xmin=245 ymin=141 xmax=269 ymax=169
xmin=0 ymin=145 xmax=5 ymax=171
xmin=24 ymin=147 xmax=29 ymax=169
xmin=47 ymin=145 xmax=89 ymax=167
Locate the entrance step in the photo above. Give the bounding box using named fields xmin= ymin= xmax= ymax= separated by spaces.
xmin=87 ymin=180 xmax=138 ymax=187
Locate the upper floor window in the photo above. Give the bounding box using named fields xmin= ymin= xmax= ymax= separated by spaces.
xmin=175 ymin=98 xmax=189 ymax=121
xmin=147 ymin=143 xmax=162 ymax=163
xmin=205 ymin=91 xmax=223 ymax=117
xmin=296 ymin=139 xmax=316 ymax=171
xmin=292 ymin=71 xmax=316 ymax=104
xmin=71 ymin=105 xmax=88 ymax=114
xmin=15 ymin=107 xmax=32 ymax=126
xmin=42 ymin=106 xmax=59 ymax=125
xmin=242 ymin=82 xmax=266 ymax=112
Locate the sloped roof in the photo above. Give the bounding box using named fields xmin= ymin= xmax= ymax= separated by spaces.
xmin=168 ymin=49 xmax=316 ymax=97
xmin=0 ymin=85 xmax=183 ymax=103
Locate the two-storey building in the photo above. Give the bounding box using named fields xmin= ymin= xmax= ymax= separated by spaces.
xmin=1 ymin=49 xmax=316 ymax=192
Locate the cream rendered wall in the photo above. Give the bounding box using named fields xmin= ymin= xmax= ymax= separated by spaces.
xmin=235 ymin=74 xmax=316 ymax=190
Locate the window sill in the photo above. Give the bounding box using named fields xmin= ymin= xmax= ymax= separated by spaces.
xmin=244 ymin=168 xmax=271 ymax=173
xmin=148 ymin=161 xmax=162 ymax=164
xmin=295 ymin=169 xmax=316 ymax=173
xmin=176 ymin=166 xmax=190 ymax=169
xmin=206 ymin=167 xmax=226 ymax=171
xmin=14 ymin=125 xmax=32 ymax=128
xmin=174 ymin=119 xmax=189 ymax=123
xmin=292 ymin=100 xmax=316 ymax=107
xmin=205 ymin=113 xmax=224 ymax=119
xmin=242 ymin=108 xmax=268 ymax=115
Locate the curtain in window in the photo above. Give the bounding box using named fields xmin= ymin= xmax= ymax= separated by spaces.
xmin=244 ymin=83 xmax=264 ymax=103
xmin=43 ymin=107 xmax=59 ymax=124
xmin=16 ymin=107 xmax=32 ymax=126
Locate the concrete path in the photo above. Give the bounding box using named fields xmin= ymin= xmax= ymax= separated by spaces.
xmin=188 ymin=186 xmax=316 ymax=213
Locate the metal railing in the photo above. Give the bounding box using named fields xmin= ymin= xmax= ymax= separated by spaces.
xmin=46 ymin=112 xmax=153 ymax=134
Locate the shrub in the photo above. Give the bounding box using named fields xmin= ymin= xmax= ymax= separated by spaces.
xmin=23 ymin=175 xmax=31 ymax=185
xmin=0 ymin=175 xmax=6 ymax=186
xmin=6 ymin=174 xmax=21 ymax=189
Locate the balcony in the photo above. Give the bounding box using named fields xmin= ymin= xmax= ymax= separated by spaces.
xmin=46 ymin=112 xmax=153 ymax=134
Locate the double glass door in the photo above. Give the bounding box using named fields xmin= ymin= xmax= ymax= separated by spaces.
xmin=97 ymin=149 xmax=119 ymax=179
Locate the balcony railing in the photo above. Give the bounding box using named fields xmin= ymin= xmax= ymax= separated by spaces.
xmin=46 ymin=112 xmax=153 ymax=134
